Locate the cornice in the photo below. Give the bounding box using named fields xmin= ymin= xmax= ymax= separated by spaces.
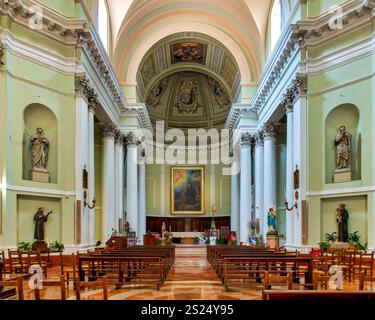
xmin=0 ymin=0 xmax=131 ymax=122
xmin=251 ymin=0 xmax=373 ymax=115
xmin=224 ymin=103 xmax=256 ymax=130
xmin=122 ymin=103 xmax=153 ymax=133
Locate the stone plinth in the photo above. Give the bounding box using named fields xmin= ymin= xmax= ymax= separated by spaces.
xmin=32 ymin=169 xmax=50 ymax=183
xmin=334 ymin=169 xmax=352 ymax=183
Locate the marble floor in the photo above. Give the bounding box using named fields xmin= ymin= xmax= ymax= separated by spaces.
xmin=5 ymin=246 xmax=375 ymax=300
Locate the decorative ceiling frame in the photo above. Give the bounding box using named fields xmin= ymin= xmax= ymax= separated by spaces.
xmin=136 ymin=32 xmax=241 ymax=102
xmin=225 ymin=0 xmax=374 ymax=130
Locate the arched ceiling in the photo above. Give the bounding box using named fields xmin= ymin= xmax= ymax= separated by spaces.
xmin=110 ymin=0 xmax=271 ymax=86
xmin=145 ymin=71 xmax=232 ymax=130
xmin=137 ymin=32 xmax=240 ymax=102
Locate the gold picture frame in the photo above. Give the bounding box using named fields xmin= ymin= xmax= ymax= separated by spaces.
xmin=171 ymin=166 xmax=205 ymax=215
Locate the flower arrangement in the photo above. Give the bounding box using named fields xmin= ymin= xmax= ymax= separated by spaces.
xmin=227 ymin=231 xmax=237 ymax=245
xmin=17 ymin=241 xmax=32 ymax=252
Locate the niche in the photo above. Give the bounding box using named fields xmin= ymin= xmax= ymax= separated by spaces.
xmin=325 ymin=104 xmax=361 ymax=184
xmin=23 ymin=104 xmax=58 ymax=183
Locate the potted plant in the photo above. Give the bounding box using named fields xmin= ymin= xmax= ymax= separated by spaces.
xmin=347 ymin=231 xmax=368 ymax=252
xmin=49 ymin=240 xmax=64 ymax=252
xmin=17 ymin=241 xmax=32 ymax=253
xmin=317 ymin=232 xmax=337 ymax=252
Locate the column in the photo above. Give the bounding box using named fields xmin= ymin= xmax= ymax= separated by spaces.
xmin=240 ymin=133 xmax=253 ymax=243
xmin=115 ymin=133 xmax=125 ymax=232
xmin=125 ymin=132 xmax=139 ymax=236
xmin=138 ymin=156 xmax=146 ymax=243
xmin=254 ymin=131 xmax=264 ymax=235
xmin=101 ymin=123 xmax=116 ymax=241
xmin=262 ymin=125 xmax=277 ymax=238
xmin=285 ymin=105 xmax=294 ymax=245
xmin=230 ymin=159 xmax=240 ymax=233
xmin=75 ymin=94 xmax=89 ymax=246
xmin=88 ymin=103 xmax=96 ymax=244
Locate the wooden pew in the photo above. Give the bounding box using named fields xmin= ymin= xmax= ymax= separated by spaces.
xmin=262 ymin=290 xmax=375 ymax=300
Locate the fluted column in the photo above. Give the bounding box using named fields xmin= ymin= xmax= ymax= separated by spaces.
xmin=285 ymin=105 xmax=294 ymax=245
xmin=125 ymin=132 xmax=139 ymax=236
xmin=115 ymin=133 xmax=125 ymax=232
xmin=240 ymin=133 xmax=254 ymax=243
xmin=138 ymin=155 xmax=146 ymax=243
xmin=262 ymin=125 xmax=278 ymax=237
xmin=101 ymin=123 xmax=116 ymax=242
xmin=255 ymin=131 xmax=264 ymax=235
xmin=230 ymin=155 xmax=240 ymax=233
xmin=88 ymin=103 xmax=96 ymax=244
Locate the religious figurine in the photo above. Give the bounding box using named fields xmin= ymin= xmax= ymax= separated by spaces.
xmin=33 ymin=207 xmax=52 ymax=242
xmin=162 ymin=222 xmax=166 ymax=240
xmin=267 ymin=208 xmax=278 ymax=236
xmin=30 ymin=128 xmax=49 ymax=172
xmin=335 ymin=126 xmax=352 ymax=170
xmin=336 ymin=204 xmax=349 ymax=242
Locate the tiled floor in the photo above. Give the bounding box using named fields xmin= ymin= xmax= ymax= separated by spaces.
xmin=5 ymin=246 xmax=375 ymax=300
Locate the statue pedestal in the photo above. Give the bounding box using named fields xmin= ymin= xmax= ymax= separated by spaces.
xmin=31 ymin=170 xmax=50 ymax=183
xmin=32 ymin=241 xmax=49 ymax=252
xmin=267 ymin=234 xmax=279 ymax=251
xmin=334 ymin=169 xmax=352 ymax=183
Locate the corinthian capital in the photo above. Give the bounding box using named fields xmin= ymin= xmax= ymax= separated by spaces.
xmin=262 ymin=124 xmax=278 ymax=140
xmin=255 ymin=130 xmax=264 ymax=146
xmin=100 ymin=122 xmax=118 ymax=138
xmin=124 ymin=132 xmax=140 ymax=147
xmin=241 ymin=132 xmax=255 ymax=148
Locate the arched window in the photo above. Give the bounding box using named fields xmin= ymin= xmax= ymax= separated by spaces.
xmin=98 ymin=0 xmax=109 ymax=53
xmin=270 ymin=0 xmax=282 ymax=53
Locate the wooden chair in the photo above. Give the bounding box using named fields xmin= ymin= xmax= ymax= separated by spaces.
xmin=59 ymin=253 xmax=76 ymax=291
xmin=74 ymin=276 xmax=108 ymax=300
xmin=359 ymin=272 xmax=375 ymax=290
xmin=8 ymin=250 xmax=25 ymax=274
xmin=34 ymin=275 xmax=66 ymax=300
xmin=0 ymin=278 xmax=24 ymax=300
xmin=264 ymin=270 xmax=293 ymax=290
xmin=354 ymin=252 xmax=374 ymax=279
xmin=27 ymin=251 xmax=48 ymax=278
xmin=341 ymin=251 xmax=355 ymax=281
xmin=313 ymin=270 xmax=330 ymax=290
xmin=0 ymin=250 xmax=9 ymax=273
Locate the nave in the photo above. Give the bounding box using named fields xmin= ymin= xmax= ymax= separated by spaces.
xmin=1 ymin=246 xmax=374 ymax=301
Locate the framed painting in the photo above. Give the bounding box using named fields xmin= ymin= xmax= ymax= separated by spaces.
xmin=171 ymin=42 xmax=206 ymax=65
xmin=171 ymin=167 xmax=205 ymax=215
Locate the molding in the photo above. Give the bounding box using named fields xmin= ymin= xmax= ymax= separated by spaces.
xmin=0 ymin=30 xmax=79 ymax=75
xmin=307 ymin=185 xmax=375 ymax=197
xmin=306 ymin=33 xmax=375 ymax=75
xmin=224 ymin=103 xmax=256 ymax=130
xmin=0 ymin=184 xmax=75 ymax=197
xmin=121 ymin=103 xmax=153 ymax=132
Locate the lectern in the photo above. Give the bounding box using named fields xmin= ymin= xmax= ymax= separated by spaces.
xmin=106 ymin=236 xmax=128 ymax=249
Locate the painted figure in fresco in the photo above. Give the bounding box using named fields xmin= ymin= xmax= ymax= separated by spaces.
xmin=336 ymin=204 xmax=349 ymax=242
xmin=267 ymin=208 xmax=278 ymax=235
xmin=33 ymin=207 xmax=52 ymax=242
xmin=335 ymin=126 xmax=352 ymax=169
xmin=30 ymin=127 xmax=49 ymax=171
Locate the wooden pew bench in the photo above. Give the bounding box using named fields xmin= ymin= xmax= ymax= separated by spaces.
xmin=262 ymin=290 xmax=375 ymax=300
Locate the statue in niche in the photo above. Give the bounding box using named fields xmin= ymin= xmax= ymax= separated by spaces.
xmin=30 ymin=127 xmax=49 ymax=172
xmin=335 ymin=125 xmax=352 ymax=170
xmin=33 ymin=207 xmax=52 ymax=242
xmin=336 ymin=204 xmax=349 ymax=242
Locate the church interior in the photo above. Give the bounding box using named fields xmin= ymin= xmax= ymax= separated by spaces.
xmin=0 ymin=0 xmax=375 ymax=301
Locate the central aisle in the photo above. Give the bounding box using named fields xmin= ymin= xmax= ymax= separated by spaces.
xmin=108 ymin=245 xmax=261 ymax=300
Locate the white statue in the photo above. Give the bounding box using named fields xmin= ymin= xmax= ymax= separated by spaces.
xmin=30 ymin=128 xmax=49 ymax=172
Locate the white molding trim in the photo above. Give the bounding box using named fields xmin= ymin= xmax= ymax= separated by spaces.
xmin=306 ymin=33 xmax=375 ymax=75
xmin=0 ymin=184 xmax=75 ymax=197
xmin=307 ymin=186 xmax=375 ymax=197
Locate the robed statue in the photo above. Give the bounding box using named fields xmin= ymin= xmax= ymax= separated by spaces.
xmin=336 ymin=204 xmax=349 ymax=242
xmin=335 ymin=126 xmax=352 ymax=170
xmin=30 ymin=128 xmax=49 ymax=172
xmin=33 ymin=207 xmax=52 ymax=242
xmin=267 ymin=208 xmax=278 ymax=236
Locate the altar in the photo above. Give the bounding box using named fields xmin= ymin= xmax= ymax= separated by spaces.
xmin=171 ymin=232 xmax=205 ymax=244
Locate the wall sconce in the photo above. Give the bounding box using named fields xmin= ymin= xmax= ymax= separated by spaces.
xmin=83 ymin=190 xmax=96 ymax=209
xmin=285 ymin=191 xmax=299 ymax=212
